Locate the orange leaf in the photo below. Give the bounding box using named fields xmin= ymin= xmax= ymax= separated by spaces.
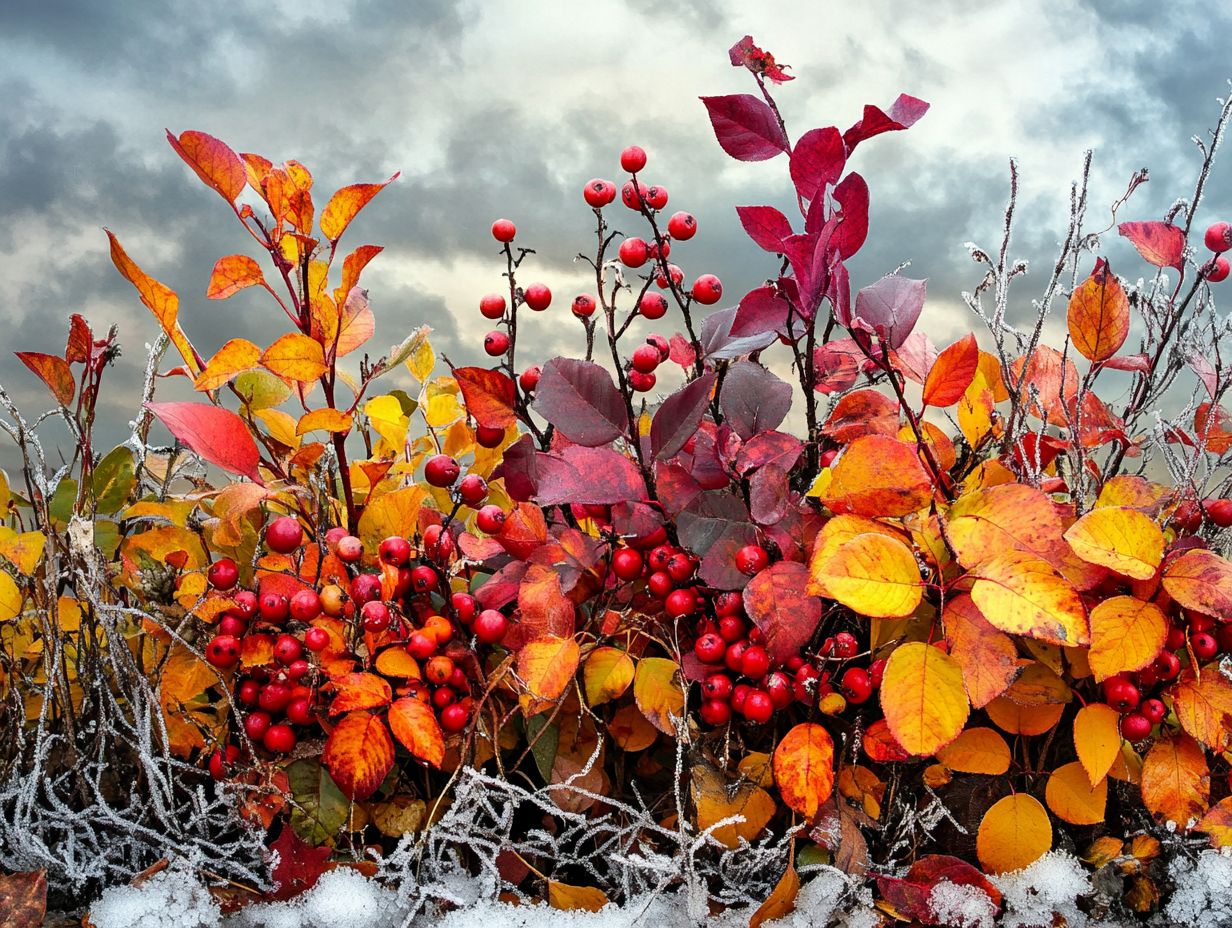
xmin=334 ymin=287 xmax=376 ymax=357
xmin=193 ymin=338 xmax=262 ymax=391
xmin=1074 ymin=703 xmax=1123 ymax=786
xmin=1046 ymin=761 xmax=1107 ymax=825
xmin=1067 ymin=260 xmax=1130 ymax=363
xmin=14 ymin=352 xmax=75 ymax=407
xmin=582 ymin=646 xmax=635 ymax=706
xmin=106 ymin=231 xmax=200 ymax=375
xmin=822 ymin=434 xmax=934 ymax=517
xmin=773 ymin=723 xmax=835 ymax=819
xmin=517 ymin=636 xmax=581 ymax=703
xmin=943 ymin=595 xmax=1021 ymax=708
xmin=547 ymin=882 xmax=608 ymax=913
xmin=297 ymin=408 xmax=353 ymax=436
xmin=922 ymin=333 xmax=979 ymax=407
xmin=976 ymin=794 xmax=1052 ymax=874
xmin=1141 ymin=734 xmax=1209 ymax=828
xmin=1087 ymin=596 xmax=1167 ymax=681
xmin=206 ymin=254 xmax=266 ymax=299
xmin=946 ymin=484 xmax=1067 ymax=570
xmin=808 ymin=532 xmax=922 ymax=618
xmin=749 ymin=857 xmax=799 ymax=928
xmin=1064 ymin=507 xmax=1163 ymax=580
xmin=1162 ymin=549 xmax=1232 ymax=618
xmin=1172 ymin=668 xmax=1232 ymax=750
xmin=970 ymin=552 xmax=1089 ymax=647
xmin=691 ymin=763 xmax=776 ymax=849
xmin=1010 ymin=346 xmax=1078 ymax=427
xmin=336 ymin=244 xmax=384 ymax=304
xmin=374 ymin=647 xmax=421 ymax=679
xmin=387 ymin=696 xmax=445 ymax=768
xmin=320 ymin=174 xmax=400 ymax=242
xmin=455 ymin=366 xmax=518 ymax=430
xmin=936 ymin=727 xmax=1011 ymax=774
xmin=322 ymin=710 xmax=395 ymax=799
xmin=879 ymin=641 xmax=969 ymax=756
xmin=166 ymin=129 xmax=246 ymax=203
xmin=327 ymin=672 xmax=392 ymax=715
xmin=985 ymin=698 xmax=1064 ymax=736
xmin=633 ymin=657 xmax=685 ymax=734
xmin=863 ymin=719 xmax=910 ymax=763
xmin=1194 ymin=402 xmax=1232 ymax=454
xmin=1196 ymin=796 xmax=1232 ymax=848
xmin=261 ymin=332 xmax=327 ymax=382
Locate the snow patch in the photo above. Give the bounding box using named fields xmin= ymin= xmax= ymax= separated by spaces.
xmin=991 ymin=850 xmax=1089 ymax=928
xmin=1163 ymin=849 xmax=1232 ymax=928
xmin=928 ymin=880 xmax=997 ymax=928
xmin=89 ymin=859 xmax=222 ymax=928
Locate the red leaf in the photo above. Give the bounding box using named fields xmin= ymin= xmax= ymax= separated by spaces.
xmin=455 ymin=366 xmax=516 ymax=429
xmin=843 ymin=94 xmax=930 ymax=152
xmin=166 ymin=129 xmax=246 ymax=204
xmin=1102 ymin=353 xmax=1152 ymax=373
xmin=822 ymin=389 xmax=900 ymax=443
xmin=535 ymin=446 xmax=647 ymax=506
xmin=789 ymin=127 xmax=846 ymax=202
xmin=0 ymin=870 xmax=47 ymax=928
xmin=652 ymin=371 xmax=716 ymax=460
xmin=146 ymin=401 xmax=262 ymax=481
xmin=65 ymin=314 xmax=93 ymax=364
xmin=730 ymin=286 xmax=797 ymax=339
xmin=668 ymin=333 xmax=696 ymax=369
xmin=1118 ymin=221 xmax=1186 ymax=270
xmin=720 ymin=361 xmax=793 ymax=439
xmin=736 ymin=205 xmax=794 ymax=252
xmin=853 ymin=275 xmax=927 ymax=349
xmin=831 ymin=172 xmax=870 ymax=259
xmin=922 ymin=333 xmax=979 ymax=407
xmin=744 ymin=561 xmax=823 ymax=663
xmin=15 ymin=352 xmax=75 ymax=406
xmin=736 ymin=430 xmax=804 ymax=474
xmin=700 ymin=94 xmax=790 ymax=162
xmin=268 ymin=825 xmax=331 ymax=900
xmin=531 ymin=358 xmax=628 ymax=446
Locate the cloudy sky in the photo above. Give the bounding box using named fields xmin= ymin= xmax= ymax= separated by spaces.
xmin=1 ymin=0 xmax=1229 ymax=476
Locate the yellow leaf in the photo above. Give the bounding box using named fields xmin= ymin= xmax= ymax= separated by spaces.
xmin=970 ymin=552 xmax=1089 ymax=646
xmin=517 ymin=636 xmax=580 ymax=703
xmin=946 ymin=483 xmax=1067 ymax=570
xmin=879 ymin=641 xmax=969 ymax=756
xmin=976 ymin=794 xmax=1052 ymax=874
xmin=936 ymin=727 xmax=1011 ymax=774
xmin=809 ymin=532 xmax=922 ymax=618
xmin=1196 ymin=796 xmax=1232 ymax=848
xmin=1087 ymin=596 xmax=1167 ymax=681
xmin=406 ymin=337 xmax=435 ymax=382
xmin=424 ymin=392 xmax=463 ymax=428
xmin=1046 ymin=760 xmax=1108 ymax=825
xmin=0 ymin=572 xmax=22 ymax=621
xmin=260 ymin=332 xmax=327 ymax=382
xmin=1162 ymin=549 xmax=1232 ymax=618
xmin=943 ymin=594 xmax=1020 ymax=708
xmin=633 ymin=657 xmax=685 ymax=735
xmin=691 ymin=763 xmax=776 ymax=849
xmin=1074 ymin=703 xmax=1122 ymax=786
xmin=255 ymin=408 xmax=301 ymax=449
xmin=193 ymin=338 xmax=262 ymax=391
xmin=357 ymin=486 xmax=427 ymax=556
xmin=364 ymin=394 xmax=411 ymax=451
xmin=0 ymin=530 xmax=46 ymax=576
xmin=985 ymin=698 xmax=1064 ymax=736
xmin=296 ymin=408 xmax=353 ymax=436
xmin=547 ymin=882 xmax=608 ymax=913
xmin=1064 ymin=507 xmax=1163 ymax=580
xmin=582 ymin=646 xmax=634 ymax=706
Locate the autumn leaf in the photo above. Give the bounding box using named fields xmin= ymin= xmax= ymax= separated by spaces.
xmin=633 ymin=657 xmax=685 ymax=734
xmin=326 ymin=672 xmax=392 ymax=714
xmin=15 ymin=352 xmax=75 ymax=407
xmin=1009 ymin=346 xmax=1078 ymax=426
xmin=773 ymin=723 xmax=835 ymax=818
xmin=322 ymin=710 xmax=395 ymax=799
xmin=261 ymin=332 xmax=327 ymax=382
xmin=1141 ymin=734 xmax=1209 ymax=828
xmin=387 ymin=696 xmax=445 ymax=768
xmin=879 ymin=641 xmax=969 ymax=756
xmin=976 ymin=794 xmax=1052 ymax=874
xmin=146 ymin=401 xmax=262 ymax=481
xmin=0 ymin=870 xmax=47 ymax=928
xmin=808 ymin=532 xmax=922 ymax=618
xmin=454 ymin=366 xmax=517 ymax=430
xmin=969 ymin=552 xmax=1089 ymax=647
xmin=547 ymin=882 xmax=608 ymax=913
xmin=1087 ymin=596 xmax=1167 ymax=681
xmin=1046 ymin=761 xmax=1107 ymax=825
xmin=107 ymin=231 xmax=200 ymax=375
xmin=1162 ymin=549 xmax=1232 ymax=618
xmin=943 ymin=594 xmax=1021 ymax=708
xmin=166 ymin=129 xmax=247 ymax=203
xmin=822 ymin=435 xmax=934 ymax=517
xmin=320 ymin=174 xmax=399 ymax=242
xmin=691 ymin=762 xmax=776 ymax=848
xmin=296 ymin=408 xmax=353 ymax=435
xmin=268 ymin=824 xmax=331 ymax=900
xmin=582 ymin=646 xmax=634 ymax=706
xmin=935 ymin=727 xmax=1010 ymax=774
xmin=357 ymin=485 xmax=427 ymax=555
xmin=517 ymin=636 xmax=581 ymax=703
xmin=206 ymin=254 xmax=266 ymax=299
xmin=194 ymin=338 xmax=262 ymax=391
xmin=0 ymin=531 xmax=46 ymax=576
xmin=744 ymin=561 xmax=823 ymax=663
xmin=749 ymin=857 xmax=799 ymax=928
xmin=1074 ymin=703 xmax=1122 ymax=786
xmin=1196 ymin=797 xmax=1232 ymax=848
xmin=945 ymin=483 xmax=1067 ymax=570
xmin=1067 ymin=260 xmax=1130 ymax=363
xmin=1064 ymin=507 xmax=1163 ymax=580
xmin=922 ymin=333 xmax=979 ymax=407
xmin=1172 ymin=668 xmax=1232 ymax=750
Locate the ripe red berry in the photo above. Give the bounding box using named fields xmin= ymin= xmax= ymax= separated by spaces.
xmin=638 ymin=293 xmax=668 ymax=320
xmin=702 ymin=673 xmax=733 ymax=700
xmin=631 ymin=345 xmax=661 ymax=374
xmin=273 ymin=634 xmax=303 ymax=666
xmin=265 ymin=516 xmax=303 ymax=554
xmin=236 ymin=679 xmax=261 ymax=707
xmin=1141 ymin=698 xmax=1167 ymax=724
xmin=665 ymin=553 xmax=695 ymax=584
xmin=1205 ymin=221 xmax=1231 ymax=253
xmin=218 ymin=615 xmax=247 ymax=638
xmin=691 ymin=274 xmax=723 ymax=305
xmin=646 ymin=570 xmax=673 ymax=599
xmin=304 ymin=627 xmax=330 ymax=652
xmin=694 ymin=633 xmax=726 ymax=664
xmin=583 ymin=178 xmax=617 ymax=208
xmin=476 ymin=425 xmax=505 ymax=448
xmin=523 ymin=282 xmax=552 ymax=311
xmin=1192 ymin=631 xmax=1219 ymax=661
xmin=643 ymin=185 xmax=668 ymax=210
xmin=628 ymin=370 xmax=656 ymax=392
xmin=765 ymin=671 xmax=794 ymax=710
xmin=648 ymin=238 xmax=670 ymax=261
xmin=207 ymin=558 xmax=239 ymax=590
xmin=1120 ymin=712 xmax=1152 ymax=742
xmin=611 ymin=548 xmax=645 ymax=581
xmin=410 ymin=565 xmax=438 ymax=593
xmin=452 ymin=592 xmax=478 ymax=624
xmin=379 ymin=535 xmax=412 ymax=566
xmin=620 ymin=146 xmax=647 ymax=173
xmin=475 ymin=504 xmax=506 ymax=535
xmin=1165 ymin=625 xmax=1187 ymax=651
xmin=870 ymin=658 xmax=887 ymax=689
xmin=718 ymin=615 xmax=747 ymax=643
xmin=742 ymin=690 xmax=774 ymax=724
xmin=619 ymin=237 xmax=649 ymax=268
xmin=479 ymin=293 xmax=506 ymax=319
xmin=833 ymin=631 xmax=859 ymax=659
xmin=519 ymin=366 xmax=541 ymax=393
xmin=439 ymin=702 xmax=470 ymax=732
xmin=841 ymin=667 xmax=874 ymax=704
xmin=258 ymin=682 xmax=293 ymax=714
xmin=645 ymin=333 xmax=670 ymax=361
xmin=621 ymin=180 xmax=643 ymax=210
xmin=289 ymin=589 xmax=321 ymax=623
xmin=1153 ymin=650 xmax=1182 ymax=681
xmin=1206 ymin=498 xmax=1232 ymax=528
xmin=208 ymin=744 xmax=240 ymax=780
xmin=243 ymin=710 xmax=271 ymax=741
xmin=700 ymin=699 xmax=732 ymax=726
xmin=457 ymin=474 xmax=488 ymax=506
xmin=335 ymin=534 xmax=364 ymax=563
xmin=667 ymin=211 xmax=697 ymax=241
xmin=735 ymin=544 xmax=769 ymax=576
xmin=286 ymin=697 xmax=314 ymax=726
xmin=262 ymin=723 xmax=297 ymax=754
xmin=571 ymin=294 xmax=597 ymax=318
xmin=447 ymin=667 xmax=470 ymax=691
xmin=725 ymin=640 xmax=749 ymax=673
xmin=714 ymin=591 xmax=743 ymax=618
xmin=258 ymin=592 xmax=289 ymax=624
xmin=665 ymin=587 xmax=696 ymax=618
xmin=654 ymin=264 xmax=684 ymax=290
xmin=233 ymin=590 xmax=258 ymax=620
xmin=1205 ymin=255 xmax=1231 ymax=282
xmin=473 ymin=609 xmax=509 ymax=645
xmin=491 ymin=218 xmax=516 ymax=242
xmin=425 ymin=454 xmax=460 ymax=488
xmin=1105 ymin=678 xmax=1141 ymax=713
xmin=484 ymin=330 xmax=510 ymax=356
xmin=350 ymin=573 xmax=381 ymax=606
xmin=431 ymin=687 xmax=456 ymax=710
xmin=361 ymin=600 xmax=390 ymax=634
xmin=740 ymin=645 xmax=770 ymax=680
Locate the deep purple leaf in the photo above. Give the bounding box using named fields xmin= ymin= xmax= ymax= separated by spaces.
xmin=852 ymin=275 xmax=928 ymax=349
xmin=720 ymin=361 xmax=793 ymax=439
xmin=651 ymin=371 xmax=716 ymax=460
xmin=677 ymin=491 xmax=759 ymax=590
xmin=789 ymin=126 xmax=845 ymax=202
xmin=700 ymin=306 xmax=778 ymax=360
xmin=749 ymin=463 xmax=791 ymax=525
xmin=531 ymin=357 xmax=628 ymax=446
xmin=1118 ymin=221 xmax=1186 ymax=270
xmin=736 ymin=205 xmax=794 ymax=252
xmin=534 ymin=445 xmax=646 ymax=506
xmin=730 ymin=286 xmax=797 ymax=339
xmin=831 ymin=172 xmax=870 ymax=259
xmin=842 ymin=94 xmax=930 ymax=152
xmin=494 ymin=434 xmax=539 ymax=501
xmin=700 ymin=94 xmax=790 ymax=162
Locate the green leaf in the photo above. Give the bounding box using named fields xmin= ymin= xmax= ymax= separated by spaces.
xmin=92 ymin=446 xmax=136 ymax=515
xmin=234 ymin=370 xmax=292 ymax=410
xmin=527 ymin=713 xmax=559 ymax=783
xmin=288 ymin=758 xmax=351 ymax=846
xmin=49 ymin=478 xmax=77 ymax=525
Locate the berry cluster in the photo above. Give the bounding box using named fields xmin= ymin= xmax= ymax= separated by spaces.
xmin=1204 ymin=220 xmax=1231 ymax=282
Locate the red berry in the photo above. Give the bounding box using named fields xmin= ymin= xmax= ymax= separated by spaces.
xmin=832 ymin=632 xmax=859 ymax=659
xmin=243 ymin=710 xmax=271 ymax=741
xmin=1120 ymin=712 xmax=1152 ymax=742
xmin=611 ymin=548 xmax=645 ymax=581
xmin=764 ymin=671 xmax=794 ymax=710
xmin=457 ymin=474 xmax=488 ymax=506
xmin=654 ymin=264 xmax=684 ymax=290
xmin=258 ymin=591 xmax=289 ymax=624
xmin=714 ymin=592 xmax=743 ymax=618
xmin=1206 ymin=255 xmax=1231 ymax=282
xmin=637 ymin=293 xmax=668 ymax=320
xmin=583 ymin=178 xmax=617 ymax=208
xmin=361 ymin=601 xmax=391 ymax=634
xmin=1205 ymin=221 xmax=1231 ymax=253
xmin=479 ymin=293 xmax=506 ymax=319
xmin=718 ymin=615 xmax=747 ymax=644
xmin=289 ymin=589 xmax=321 ymax=623
xmin=263 ymin=723 xmax=296 ymax=754
xmin=408 ymin=631 xmax=438 ymax=659
xmin=571 ymin=294 xmax=597 ymax=318
xmin=208 ymin=744 xmax=240 ymax=780
xmin=258 ymin=681 xmax=292 ymax=714
xmin=425 ymin=454 xmax=460 ymax=488
xmin=237 ymin=679 xmax=261 ymax=707
xmin=621 ymin=180 xmax=642 ymax=210
xmin=643 ymin=185 xmax=668 ymax=210
xmin=286 ymin=697 xmax=314 ymax=726
xmin=379 ymin=536 xmax=412 ymax=566
xmin=431 ymin=686 xmax=456 ymax=710
xmin=1206 ymin=499 xmax=1232 ymax=528
xmin=841 ymin=667 xmax=873 ymax=704
xmin=234 ymin=590 xmax=258 ymax=620
xmin=335 ymin=535 xmax=364 ymax=563
xmin=647 ymin=545 xmax=674 ymax=571
xmin=700 ymin=699 xmax=732 ymax=726
xmin=452 ymin=592 xmax=478 ymax=624
xmin=648 ymin=237 xmax=670 ymax=260
xmin=1141 ymin=698 xmax=1167 ymax=724
xmin=631 ymin=345 xmax=660 ymax=374
xmin=742 ymin=690 xmax=774 ymax=724
xmin=665 ymin=553 xmax=695 ymax=584
xmin=665 ymin=587 xmax=696 ymax=618
xmin=702 ymin=673 xmax=733 ymax=700
xmin=476 ymin=425 xmax=505 ymax=448
xmin=725 ymin=640 xmax=749 ymax=673
xmin=265 ymin=516 xmax=303 ymax=554
xmin=524 ymin=282 xmax=552 ymax=311
xmin=628 ymin=370 xmax=656 ymax=392
xmin=740 ymin=645 xmax=770 ymax=680
xmin=645 ymin=333 xmax=670 ymax=360
xmin=447 ymin=667 xmax=470 ymax=691
xmin=286 ymin=659 xmax=309 ymax=681
xmin=206 ymin=635 xmax=241 ymax=669
xmin=870 ymin=658 xmax=887 ymax=689
xmin=735 ymin=544 xmax=769 ymax=576
xmin=694 ymin=633 xmax=726 ymax=664
xmin=304 ymin=627 xmax=330 ymax=652
xmin=519 ymin=366 xmax=541 ymax=393
xmin=218 ymin=615 xmax=247 ymax=638
xmin=440 ymin=702 xmax=470 ymax=732
xmin=691 ymin=274 xmax=723 ymax=305
xmin=619 ymin=238 xmax=649 ymax=268
xmin=476 ymin=504 xmax=506 ymax=535
xmin=491 ymin=219 xmax=516 ymax=242
xmin=1153 ymin=650 xmax=1181 ymax=681
xmin=411 ymin=565 xmax=438 ymax=593
xmin=1105 ymin=678 xmax=1141 ymax=713
xmin=273 ymin=634 xmax=302 ymax=665
xmin=620 ymin=145 xmax=647 ymax=173
xmin=1192 ymin=631 xmax=1219 ymax=661
xmin=647 ymin=570 xmax=673 ymax=599
xmin=350 ymin=573 xmax=381 ymax=605
xmin=207 ymin=558 xmax=239 ymax=590
xmin=484 ymin=330 xmax=510 ymax=356
xmin=473 ymin=609 xmax=509 ymax=645
xmin=1165 ymin=625 xmax=1187 ymax=651
xmin=667 ymin=211 xmax=697 ymax=241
